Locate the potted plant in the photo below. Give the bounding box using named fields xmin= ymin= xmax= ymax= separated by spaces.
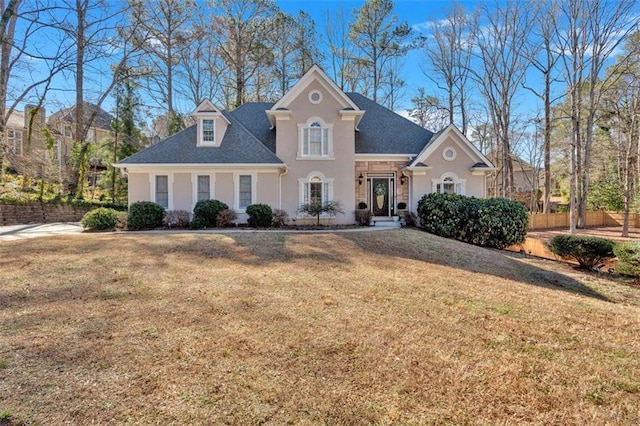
xmin=374 ymin=183 xmax=387 ymax=210
xmin=355 ymin=202 xmax=372 ymax=226
xmin=397 ymin=202 xmax=407 ymax=217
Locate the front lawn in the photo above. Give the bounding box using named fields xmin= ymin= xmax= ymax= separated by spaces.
xmin=1 ymin=229 xmax=639 ymax=424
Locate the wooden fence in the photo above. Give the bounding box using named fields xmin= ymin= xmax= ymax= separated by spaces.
xmin=528 ymin=211 xmax=640 ymax=230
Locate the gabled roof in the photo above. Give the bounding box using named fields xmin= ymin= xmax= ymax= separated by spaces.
xmin=270 ymin=65 xmax=360 ymax=111
xmin=119 ymin=110 xmax=282 ymax=165
xmin=48 ymin=102 xmax=113 ymax=130
xmin=347 ymin=93 xmax=434 ymax=155
xmin=408 ymin=124 xmax=495 ymax=169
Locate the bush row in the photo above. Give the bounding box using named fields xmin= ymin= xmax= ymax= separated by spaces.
xmin=120 ymin=200 xmax=290 ymax=230
xmin=417 ymin=193 xmax=528 ymax=249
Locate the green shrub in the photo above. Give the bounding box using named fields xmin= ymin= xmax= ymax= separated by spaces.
xmin=193 ymin=199 xmax=228 ymax=227
xmin=548 ymin=234 xmax=615 ymax=269
xmin=272 ymin=209 xmax=289 ymax=227
xmin=613 ymin=242 xmax=640 ymax=280
xmin=417 ymin=193 xmax=527 ymax=249
xmin=127 ymin=201 xmax=164 ymax=230
xmin=216 ymin=209 xmax=238 ymax=227
xmin=417 ymin=193 xmax=466 ymax=239
xmin=162 ymin=210 xmax=191 ymax=228
xmin=464 ymin=197 xmax=528 ymax=249
xmin=80 ymin=207 xmax=120 ymax=231
xmin=246 ymin=203 xmax=273 ymax=227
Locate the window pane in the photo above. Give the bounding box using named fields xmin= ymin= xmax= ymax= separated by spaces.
xmin=203 ymin=119 xmax=215 ymax=142
xmin=310 ymin=182 xmax=323 ymax=205
xmin=197 ymin=175 xmax=210 ymax=201
xmin=239 ymin=175 xmax=252 ymax=209
xmin=309 ymin=128 xmax=322 ymax=156
xmin=156 ymin=175 xmax=168 ymax=209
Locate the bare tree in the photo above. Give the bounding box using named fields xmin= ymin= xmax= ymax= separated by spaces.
xmin=348 ymin=0 xmax=411 ymax=105
xmin=130 ymin=0 xmax=194 ymax=133
xmin=552 ymin=0 xmax=637 ymax=232
xmin=324 ymin=6 xmax=366 ymax=93
xmin=422 ymin=2 xmax=476 ymax=134
xmin=210 ymin=0 xmax=275 ymax=108
xmin=472 ymin=0 xmax=534 ymax=199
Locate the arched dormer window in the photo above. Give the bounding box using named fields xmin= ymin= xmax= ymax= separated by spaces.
xmin=297 ymin=117 xmax=333 ymax=159
xmin=432 ymin=172 xmax=466 ymax=195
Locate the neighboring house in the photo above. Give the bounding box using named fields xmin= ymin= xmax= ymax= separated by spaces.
xmin=2 ymin=105 xmax=48 ymax=169
xmin=487 ymin=152 xmax=542 ymax=210
xmin=47 ymin=102 xmax=113 ymax=167
xmin=117 ymin=65 xmax=495 ymax=224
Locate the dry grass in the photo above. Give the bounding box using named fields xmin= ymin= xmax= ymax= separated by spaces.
xmin=1 ymin=229 xmax=639 ymax=425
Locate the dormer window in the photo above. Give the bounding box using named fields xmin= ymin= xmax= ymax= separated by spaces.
xmin=193 ymin=99 xmax=229 ymax=147
xmin=202 ymin=119 xmax=215 ymax=143
xmin=298 ymin=117 xmax=333 ymax=159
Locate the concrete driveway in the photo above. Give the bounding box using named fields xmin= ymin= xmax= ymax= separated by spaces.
xmin=0 ymin=222 xmax=84 ymax=242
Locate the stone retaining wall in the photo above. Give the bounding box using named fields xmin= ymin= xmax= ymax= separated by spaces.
xmin=0 ymin=203 xmax=93 ymax=225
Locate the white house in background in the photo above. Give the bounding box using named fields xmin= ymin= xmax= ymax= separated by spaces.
xmin=117 ymin=65 xmax=495 ymax=224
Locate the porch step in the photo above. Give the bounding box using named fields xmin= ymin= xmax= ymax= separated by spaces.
xmin=373 ymin=219 xmax=402 ymax=228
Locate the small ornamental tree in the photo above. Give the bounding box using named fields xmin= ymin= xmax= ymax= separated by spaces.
xmin=548 ymin=235 xmax=615 ymax=269
xmin=298 ymin=201 xmax=344 ymax=226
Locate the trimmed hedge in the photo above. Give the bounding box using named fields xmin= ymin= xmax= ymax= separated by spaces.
xmin=193 ymin=199 xmax=228 ymax=227
xmin=417 ymin=193 xmax=528 ymax=249
xmin=80 ymin=207 xmax=120 ymax=231
xmin=613 ymin=242 xmax=640 ymax=279
xmin=127 ymin=201 xmax=164 ymax=230
xmin=548 ymin=234 xmax=615 ymax=269
xmin=246 ymin=204 xmax=273 ymax=227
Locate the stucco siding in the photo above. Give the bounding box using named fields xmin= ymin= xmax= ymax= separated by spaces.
xmin=128 ymin=173 xmax=150 ymax=204
xmin=275 ymin=79 xmax=356 ymax=224
xmin=256 ymin=172 xmax=279 ymax=207
xmin=215 ymin=173 xmax=234 ymax=208
xmin=173 ymin=173 xmax=192 ymax=211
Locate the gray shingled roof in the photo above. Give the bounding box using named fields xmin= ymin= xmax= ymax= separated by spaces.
xmin=48 ymin=102 xmax=113 ymax=130
xmin=230 ymin=102 xmax=276 ymax=153
xmin=120 ymin=92 xmax=439 ymax=166
xmin=119 ymin=111 xmax=282 ymax=165
xmin=346 ymin=93 xmax=434 ymax=155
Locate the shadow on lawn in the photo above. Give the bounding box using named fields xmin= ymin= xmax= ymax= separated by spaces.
xmin=2 ymin=230 xmax=610 ymax=302
xmin=341 ymin=228 xmax=611 ymax=302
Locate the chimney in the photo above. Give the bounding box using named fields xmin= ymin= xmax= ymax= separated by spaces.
xmin=24 ymin=104 xmax=46 ymax=132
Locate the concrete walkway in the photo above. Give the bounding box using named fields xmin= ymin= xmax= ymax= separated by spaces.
xmin=0 ymin=221 xmax=403 ymax=242
xmin=0 ymin=222 xmax=84 ymax=242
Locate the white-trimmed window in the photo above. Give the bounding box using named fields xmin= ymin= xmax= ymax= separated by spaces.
xmin=202 ymin=119 xmax=215 ymax=143
xmin=299 ymin=172 xmax=334 ymax=207
xmin=298 ymin=118 xmax=333 ymax=158
xmin=432 ymin=173 xmax=465 ymax=195
xmin=155 ymin=175 xmax=169 ymax=209
xmin=7 ymin=129 xmax=23 ymax=154
xmin=197 ymin=175 xmax=210 ymax=201
xmin=86 ymin=129 xmax=95 ymax=142
xmin=63 ymin=124 xmax=72 ymax=139
xmin=237 ymin=174 xmax=253 ymax=210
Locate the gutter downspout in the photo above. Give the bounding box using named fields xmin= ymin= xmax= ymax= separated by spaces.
xmin=278 ymin=166 xmax=288 ymax=209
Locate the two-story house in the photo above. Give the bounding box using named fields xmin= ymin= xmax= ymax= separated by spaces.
xmin=117 ymin=65 xmax=495 ymax=224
